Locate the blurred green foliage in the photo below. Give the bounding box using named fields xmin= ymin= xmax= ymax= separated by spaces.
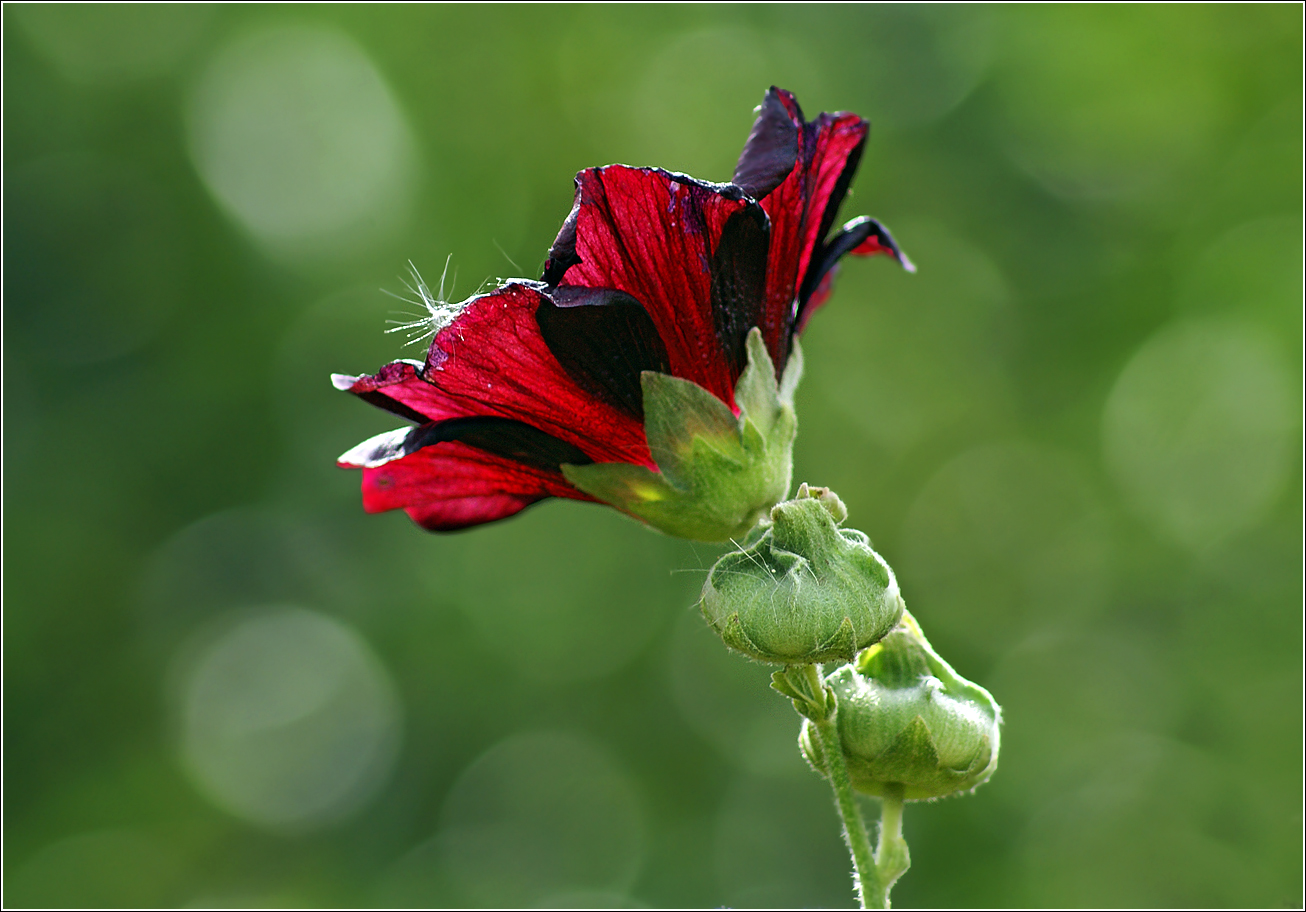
xmin=4 ymin=5 xmax=1301 ymax=908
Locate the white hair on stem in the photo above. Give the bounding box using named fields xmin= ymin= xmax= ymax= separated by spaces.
xmin=382 ymin=256 xmax=464 ymax=347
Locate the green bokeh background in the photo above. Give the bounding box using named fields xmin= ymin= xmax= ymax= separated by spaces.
xmin=4 ymin=5 xmax=1301 ymax=908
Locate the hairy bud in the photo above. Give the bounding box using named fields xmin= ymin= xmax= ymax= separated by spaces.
xmin=699 ymin=484 xmax=904 ymax=664
xmin=800 ymin=612 xmax=1002 ymax=800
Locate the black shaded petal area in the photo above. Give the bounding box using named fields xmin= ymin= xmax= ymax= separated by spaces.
xmin=536 ymin=286 xmax=672 ymax=420
xmin=733 ymin=87 xmax=800 ymax=199
xmin=344 ymin=416 xmax=593 ymax=471
xmin=542 ymin=197 xmax=581 ymax=286
xmin=710 ymin=204 xmax=771 ymax=379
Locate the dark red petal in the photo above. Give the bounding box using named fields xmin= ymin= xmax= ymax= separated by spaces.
xmin=537 ymin=286 xmax=671 ymax=420
xmin=360 ymin=439 xmax=591 ymax=531
xmin=831 ymin=216 xmax=913 ymax=270
xmin=340 ymin=283 xmax=653 ymax=468
xmin=733 ymin=87 xmax=800 ymax=199
xmin=806 ymin=114 xmax=869 ymax=267
xmin=406 ymin=496 xmax=541 ymax=531
xmin=797 ymin=266 xmax=839 ymax=335
xmin=794 ymin=216 xmax=915 ymax=334
xmin=556 ymin=165 xmax=753 ymax=407
xmin=754 ymin=89 xmax=869 ymax=369
xmin=332 ymin=361 xmax=433 ymax=425
xmin=340 ymin=417 xmax=594 ymax=471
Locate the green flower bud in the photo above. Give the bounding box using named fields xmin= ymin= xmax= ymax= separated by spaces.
xmin=699 ymin=484 xmax=905 ymax=664
xmin=800 ymin=612 xmax=1002 ymax=800
xmin=563 ymin=328 xmax=799 ymax=542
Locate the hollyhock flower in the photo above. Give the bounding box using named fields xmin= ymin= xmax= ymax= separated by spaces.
xmin=335 ymin=87 xmax=912 ymax=541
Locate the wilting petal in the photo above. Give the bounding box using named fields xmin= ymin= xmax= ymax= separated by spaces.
xmin=795 ymin=216 xmax=914 ymax=333
xmin=332 ymin=361 xmax=435 ymax=425
xmin=848 ymin=218 xmax=915 ymax=266
xmin=739 ymin=88 xmax=914 ymax=369
xmin=338 ymin=283 xmax=653 ymax=468
xmin=550 ymin=165 xmax=767 ymax=407
xmin=359 ymin=439 xmax=591 ymax=531
xmin=749 ymin=88 xmax=869 ymax=371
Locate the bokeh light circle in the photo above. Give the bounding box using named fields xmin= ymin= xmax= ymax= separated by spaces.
xmin=1102 ymin=319 xmax=1292 ymax=550
xmin=186 ymin=25 xmax=416 ymax=258
xmin=178 ymin=606 xmax=401 ymax=830
xmin=138 ymin=507 xmax=363 ymax=650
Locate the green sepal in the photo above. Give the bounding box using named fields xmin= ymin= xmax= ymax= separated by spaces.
xmin=778 ymin=336 xmax=804 ymax=406
xmin=563 ymin=327 xmax=797 ymax=542
xmin=769 ymin=668 xmax=814 ymax=718
xmin=560 ymin=460 xmax=680 ymax=508
xmin=715 ymin=612 xmax=766 ymax=658
xmin=770 ymin=665 xmax=835 ymax=722
xmin=875 ymin=716 xmax=943 ymax=783
xmin=769 ymin=669 xmax=804 ymax=702
xmin=735 ymin=328 xmax=781 ymax=437
xmin=641 ymin=370 xmax=742 ymax=488
xmin=814 ymin=616 xmax=858 ymax=664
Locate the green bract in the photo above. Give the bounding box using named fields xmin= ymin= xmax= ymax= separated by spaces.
xmin=699 ymin=484 xmax=905 ymax=665
xmin=800 ymin=612 xmax=1002 ymax=800
xmin=563 ymin=327 xmax=799 ymax=542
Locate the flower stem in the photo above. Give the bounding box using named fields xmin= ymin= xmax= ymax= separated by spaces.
xmin=866 ymin=783 xmax=910 ymax=909
xmin=773 ymin=664 xmax=896 ymax=908
xmin=808 ymin=688 xmax=879 ymax=908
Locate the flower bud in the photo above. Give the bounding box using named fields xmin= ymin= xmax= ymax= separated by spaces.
xmin=800 ymin=612 xmax=1001 ymax=800
xmin=699 ymin=484 xmax=905 ymax=664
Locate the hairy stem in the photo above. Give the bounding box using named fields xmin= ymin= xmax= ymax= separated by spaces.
xmin=811 ymin=707 xmax=879 ymax=908
xmin=866 ymin=782 xmax=910 ymax=909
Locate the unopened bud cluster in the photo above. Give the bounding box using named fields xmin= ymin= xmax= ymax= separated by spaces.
xmin=700 ymin=485 xmax=1001 ymax=802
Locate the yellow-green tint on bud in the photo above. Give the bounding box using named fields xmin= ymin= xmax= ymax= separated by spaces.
xmin=699 ymin=484 xmax=905 ymax=664
xmin=563 ymin=328 xmax=799 ymax=542
xmin=800 ymin=611 xmax=1002 ymax=800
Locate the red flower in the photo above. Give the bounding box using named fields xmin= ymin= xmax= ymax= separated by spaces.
xmin=335 ymin=87 xmax=911 ymax=540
